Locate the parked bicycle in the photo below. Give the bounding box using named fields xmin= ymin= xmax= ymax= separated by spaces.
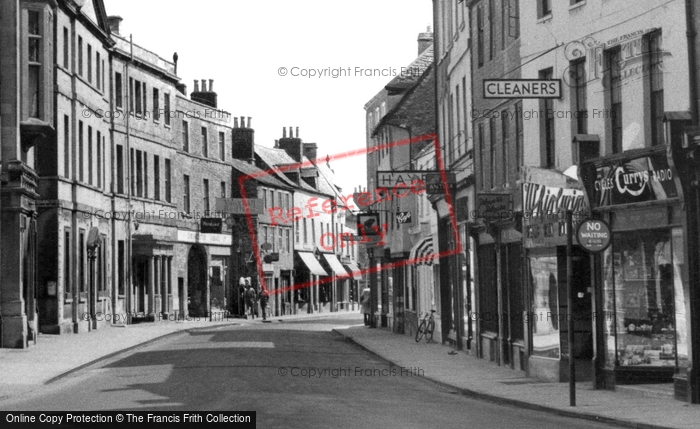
xmin=415 ymin=309 xmax=436 ymax=343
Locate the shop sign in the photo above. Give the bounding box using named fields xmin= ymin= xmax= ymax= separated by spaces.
xmin=576 ymin=219 xmax=612 ymax=253
xmin=483 ymin=79 xmax=562 ymax=99
xmin=177 ymin=230 xmax=232 ymax=246
xmin=201 ymin=218 xmax=222 ymax=234
xmin=581 ymin=152 xmax=678 ymax=208
xmin=396 ymin=211 xmax=412 ymax=224
xmin=425 ymin=172 xmax=457 ymax=194
xmin=215 ymin=198 xmax=264 ymax=214
xmin=476 ymin=193 xmax=512 ymax=223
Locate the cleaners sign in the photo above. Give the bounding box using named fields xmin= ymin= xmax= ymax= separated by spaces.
xmin=483 ymin=79 xmax=562 ymax=99
xmin=576 ymin=219 xmax=612 ymax=253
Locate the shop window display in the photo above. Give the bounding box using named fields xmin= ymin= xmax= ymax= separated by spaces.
xmin=607 ymin=229 xmax=683 ymax=367
xmin=529 ymin=255 xmax=560 ymax=359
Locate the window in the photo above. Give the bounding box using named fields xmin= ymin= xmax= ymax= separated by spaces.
xmin=501 ymin=0 xmax=507 ymax=50
xmin=136 ymin=150 xmax=143 ymax=197
xmin=78 ymin=36 xmax=83 ymax=76
xmin=129 ymin=77 xmax=134 ymax=111
xmin=219 ymin=131 xmax=225 ymax=160
xmin=508 ymin=0 xmax=520 ymax=39
xmin=153 ymin=88 xmax=160 ymax=121
xmin=154 ymin=155 xmax=160 ymax=200
xmin=448 ymin=94 xmax=454 ymax=166
xmin=63 ymin=27 xmax=69 ymax=69
xmin=203 ymin=179 xmax=210 ymax=213
xmin=97 ymin=131 xmax=101 ymax=188
xmin=202 ymin=127 xmax=208 ymax=157
xmin=78 ymin=121 xmax=84 ymax=182
xmin=648 ymin=31 xmax=664 ymax=146
xmin=538 ymin=0 xmax=552 ymax=18
xmin=478 ymin=123 xmax=485 ymax=189
xmin=102 ymin=59 xmax=105 ymax=93
xmin=607 ymin=47 xmax=622 ymax=153
xmin=278 ymin=227 xmax=283 ymax=253
xmin=303 ymin=218 xmax=308 ymax=244
xmin=220 ymin=181 xmax=226 ymax=199
xmin=64 ymin=229 xmax=71 ymax=297
xmin=515 ymin=101 xmax=523 ymax=173
xmin=164 ymin=93 xmax=171 ymax=126
xmin=570 ymin=59 xmax=588 ymax=134
xmin=116 ymin=145 xmax=124 ymax=194
xmin=285 ymin=229 xmax=290 ymax=252
xmin=540 ymin=68 xmax=555 ymax=167
xmin=142 ymin=82 xmax=147 ymax=117
xmin=143 ymin=153 xmax=148 ymax=198
xmin=490 ymin=118 xmax=496 ymax=187
xmin=134 ymin=78 xmax=142 ymax=115
xmin=118 ymin=240 xmax=125 ymax=295
xmin=529 ymin=254 xmax=560 ymax=358
xmin=165 ymin=159 xmax=172 ymax=202
xmin=96 ymin=52 xmax=101 ymax=90
xmin=79 ymin=229 xmax=86 ymax=293
xmin=462 ymin=76 xmax=468 ymax=155
xmin=311 ymin=219 xmax=316 ymax=244
xmin=183 ymin=175 xmax=191 ymax=213
xmin=115 ymin=72 xmax=123 ymax=109
xmin=295 ymin=220 xmax=300 ymax=243
xmin=27 ymin=10 xmax=42 ymax=119
xmin=502 ymin=110 xmax=509 ymax=183
xmin=182 ymin=121 xmax=189 ymax=151
xmin=87 ymin=44 xmax=92 ymax=84
xmin=489 ymin=0 xmax=494 ymax=60
xmin=102 ymin=136 xmax=106 ymax=190
xmin=130 ymin=148 xmax=135 ymax=194
xmin=88 ymin=126 xmax=93 ymax=185
xmin=477 ymin=6 xmax=484 ymax=67
xmin=64 ymin=115 xmax=70 ymax=178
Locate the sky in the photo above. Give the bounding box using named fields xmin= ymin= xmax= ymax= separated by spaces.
xmin=103 ymin=0 xmax=434 ymax=195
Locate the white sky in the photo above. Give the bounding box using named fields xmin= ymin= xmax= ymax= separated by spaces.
xmin=103 ymin=0 xmax=433 ymax=194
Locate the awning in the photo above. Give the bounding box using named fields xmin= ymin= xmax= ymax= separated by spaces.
xmin=297 ymin=251 xmax=328 ymax=276
xmin=322 ymin=253 xmax=350 ymax=278
xmin=343 ymin=262 xmax=363 ymax=281
xmin=408 ymin=237 xmax=436 ymax=266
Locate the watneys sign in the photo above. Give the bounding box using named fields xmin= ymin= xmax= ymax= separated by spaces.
xmin=580 ymin=152 xmax=678 ymax=208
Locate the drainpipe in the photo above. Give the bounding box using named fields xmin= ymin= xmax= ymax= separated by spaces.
xmin=687 ymin=0 xmax=698 ymax=124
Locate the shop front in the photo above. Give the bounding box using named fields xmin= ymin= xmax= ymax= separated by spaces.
xmin=521 ymin=167 xmax=591 ymax=382
xmin=580 ymin=148 xmax=688 ymax=388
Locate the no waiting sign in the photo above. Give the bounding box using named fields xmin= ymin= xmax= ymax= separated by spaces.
xmin=576 ymin=219 xmax=612 ymax=253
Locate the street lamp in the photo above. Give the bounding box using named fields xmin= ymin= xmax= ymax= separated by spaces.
xmin=86 ymin=227 xmax=102 ymax=331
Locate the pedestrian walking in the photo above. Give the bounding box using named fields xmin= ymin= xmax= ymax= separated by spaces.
xmin=360 ymin=287 xmax=371 ymax=326
xmin=259 ymin=288 xmax=269 ymax=321
xmin=245 ymin=282 xmax=256 ymax=320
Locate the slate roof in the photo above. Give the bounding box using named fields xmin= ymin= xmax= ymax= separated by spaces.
xmin=384 ymin=45 xmax=434 ymax=95
xmin=230 ymin=158 xmax=292 ymax=190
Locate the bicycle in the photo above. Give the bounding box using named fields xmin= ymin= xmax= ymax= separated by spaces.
xmin=415 ymin=309 xmax=436 ymax=343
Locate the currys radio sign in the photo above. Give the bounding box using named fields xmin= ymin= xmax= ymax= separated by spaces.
xmin=582 ymin=152 xmax=678 ymax=208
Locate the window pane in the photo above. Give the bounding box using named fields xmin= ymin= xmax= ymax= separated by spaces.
xmin=530 ymin=255 xmax=560 ymax=359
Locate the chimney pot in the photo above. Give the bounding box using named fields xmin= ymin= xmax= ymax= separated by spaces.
xmin=240 ymin=116 xmax=245 ymax=128
xmin=107 ymin=16 xmax=123 ymax=35
xmin=283 ymin=128 xmax=287 ymax=138
xmin=234 ymin=117 xmax=239 ymax=128
xmin=209 ymin=79 xmax=214 ymax=92
xmin=201 ymin=79 xmax=207 ymax=92
xmin=296 ymin=127 xmax=299 ymax=138
xmin=194 ymin=80 xmax=200 ymax=92
xmin=247 ymin=117 xmax=252 ymax=128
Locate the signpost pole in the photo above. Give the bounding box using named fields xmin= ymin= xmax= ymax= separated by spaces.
xmin=566 ymin=210 xmax=576 ymax=407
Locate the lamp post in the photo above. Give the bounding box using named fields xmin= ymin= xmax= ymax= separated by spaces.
xmin=86 ymin=227 xmax=102 ymax=331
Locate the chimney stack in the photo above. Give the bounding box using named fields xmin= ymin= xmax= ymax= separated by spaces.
xmin=190 ymin=78 xmax=218 ymax=108
xmin=417 ymin=26 xmax=433 ymax=55
xmin=107 ymin=16 xmax=123 ymax=35
xmin=232 ymin=116 xmax=255 ymax=164
xmin=173 ymin=52 xmax=179 ymax=75
xmin=303 ymin=143 xmax=318 ymax=164
xmin=278 ymin=126 xmax=303 ymax=163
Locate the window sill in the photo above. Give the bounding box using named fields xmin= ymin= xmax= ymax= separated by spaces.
xmin=569 ymin=1 xmax=586 ymax=11
xmin=536 ymin=14 xmax=553 ymax=24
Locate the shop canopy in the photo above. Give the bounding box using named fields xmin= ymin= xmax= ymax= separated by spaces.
xmin=322 ymin=253 xmax=350 ymax=278
xmin=297 ymin=251 xmax=328 ymax=277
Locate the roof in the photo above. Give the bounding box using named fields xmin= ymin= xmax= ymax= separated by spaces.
xmin=254 ymin=146 xmax=300 ymax=188
xmin=230 ymin=158 xmax=293 ymax=190
xmin=384 ymin=45 xmax=434 ymax=95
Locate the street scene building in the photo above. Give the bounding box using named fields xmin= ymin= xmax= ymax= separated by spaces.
xmin=5 ymin=1 xmax=700 ymax=425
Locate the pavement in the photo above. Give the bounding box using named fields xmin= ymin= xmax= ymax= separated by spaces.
xmin=1 ymin=311 xmax=698 ymax=428
xmin=333 ymin=325 xmax=700 ymax=429
xmin=0 ymin=310 xmax=349 ymax=403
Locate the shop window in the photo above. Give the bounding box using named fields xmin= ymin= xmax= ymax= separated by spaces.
xmin=605 ymin=228 xmax=687 ymax=367
xmin=529 ymin=254 xmax=560 ymax=359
